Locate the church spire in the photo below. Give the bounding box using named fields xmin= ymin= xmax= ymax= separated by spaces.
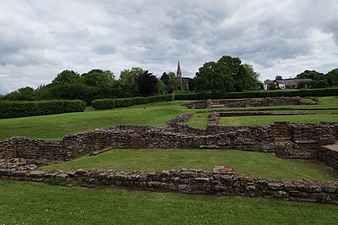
xmin=176 ymin=61 xmax=183 ymax=90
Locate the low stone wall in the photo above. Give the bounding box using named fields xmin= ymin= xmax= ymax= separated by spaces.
xmin=0 ymin=167 xmax=337 ymax=205
xmin=319 ymin=144 xmax=338 ymax=169
xmin=183 ymin=96 xmax=318 ymax=109
xmin=1 ymin=121 xmax=338 ymax=162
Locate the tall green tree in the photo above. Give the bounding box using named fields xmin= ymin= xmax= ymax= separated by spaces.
xmin=160 ymin=72 xmax=180 ymax=93
xmin=195 ymin=55 xmax=260 ymax=92
xmin=119 ymin=67 xmax=145 ymax=96
xmin=52 ymin=70 xmax=80 ymax=85
xmin=81 ymin=69 xmax=115 ymax=87
xmin=326 ymin=68 xmax=338 ymax=86
xmin=136 ymin=71 xmax=158 ymax=96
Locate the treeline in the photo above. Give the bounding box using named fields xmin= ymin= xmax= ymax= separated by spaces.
xmin=3 ymin=55 xmax=337 ymax=104
xmin=2 ymin=55 xmax=262 ymax=103
xmin=3 ymin=68 xmax=185 ymax=103
xmin=296 ymin=69 xmax=338 ymax=88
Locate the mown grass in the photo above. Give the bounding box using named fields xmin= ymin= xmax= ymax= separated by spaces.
xmin=218 ymin=113 xmax=338 ymax=126
xmin=0 ymin=97 xmax=337 ymax=140
xmin=0 ymin=101 xmax=191 ymax=141
xmin=186 ymin=113 xmax=209 ymax=129
xmin=44 ymin=149 xmax=338 ymax=181
xmin=188 ymin=96 xmax=338 ymax=128
xmin=0 ymin=179 xmax=337 ymax=225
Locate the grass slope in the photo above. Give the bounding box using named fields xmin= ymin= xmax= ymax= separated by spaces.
xmin=44 ymin=149 xmax=338 ymax=181
xmin=0 ymin=179 xmax=337 ymax=225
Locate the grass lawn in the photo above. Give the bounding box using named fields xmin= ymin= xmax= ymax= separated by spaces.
xmin=44 ymin=149 xmax=338 ymax=181
xmin=186 ymin=112 xmax=209 ymax=129
xmin=0 ymin=101 xmax=192 ymax=141
xmin=0 ymin=179 xmax=337 ymax=225
xmin=218 ymin=113 xmax=338 ymax=126
xmin=0 ymin=96 xmax=337 ymax=141
xmin=187 ymin=96 xmax=338 ymax=128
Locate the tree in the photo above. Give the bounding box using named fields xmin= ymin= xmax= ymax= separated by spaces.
xmin=136 ymin=71 xmax=158 ymax=96
xmin=195 ymin=61 xmax=234 ymax=93
xmin=161 ymin=72 xmax=180 ymax=93
xmin=52 ymin=70 xmax=80 ymax=85
xmin=296 ymin=70 xmax=325 ymax=80
xmin=81 ymin=69 xmax=115 ymax=87
xmin=275 ymin=76 xmax=283 ymax=80
xmin=194 ymin=55 xmax=260 ymax=93
xmin=326 ymin=68 xmax=338 ymax=86
xmin=5 ymin=87 xmax=35 ymax=101
xmin=119 ymin=67 xmax=145 ymax=96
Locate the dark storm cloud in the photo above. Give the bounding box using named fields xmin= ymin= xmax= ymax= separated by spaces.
xmin=0 ymin=0 xmax=338 ymax=94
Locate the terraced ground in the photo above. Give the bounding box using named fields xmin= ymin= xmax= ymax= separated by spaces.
xmin=0 ymin=96 xmax=338 ymax=224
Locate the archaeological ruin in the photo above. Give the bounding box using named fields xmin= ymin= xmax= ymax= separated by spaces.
xmin=0 ymin=96 xmax=337 ymax=205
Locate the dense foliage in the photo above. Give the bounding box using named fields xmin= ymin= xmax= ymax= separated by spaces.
xmin=3 ymin=54 xmax=338 ymax=103
xmin=136 ymin=71 xmax=158 ymax=96
xmin=194 ymin=56 xmax=261 ymax=93
xmin=0 ymin=100 xmax=86 ymax=119
xmin=296 ymin=69 xmax=338 ymax=88
xmin=92 ymin=95 xmax=172 ymax=110
xmin=4 ymin=68 xmax=170 ymax=103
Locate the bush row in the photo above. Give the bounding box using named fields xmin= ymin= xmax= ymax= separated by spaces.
xmin=173 ymin=88 xmax=338 ymax=100
xmin=92 ymin=95 xmax=173 ymax=110
xmin=0 ymin=100 xmax=86 ymax=119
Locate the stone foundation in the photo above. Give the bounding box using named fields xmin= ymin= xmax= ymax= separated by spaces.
xmin=319 ymin=143 xmax=338 ymax=169
xmin=183 ymin=96 xmax=318 ymax=109
xmin=0 ymin=167 xmax=337 ymax=205
xmin=1 ymin=120 xmax=338 ymax=163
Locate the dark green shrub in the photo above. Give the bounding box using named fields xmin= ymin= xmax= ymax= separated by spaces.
xmin=92 ymin=95 xmax=173 ymax=110
xmin=114 ymin=98 xmax=133 ymax=107
xmin=0 ymin=100 xmax=86 ymax=119
xmin=92 ymin=99 xmax=115 ymax=110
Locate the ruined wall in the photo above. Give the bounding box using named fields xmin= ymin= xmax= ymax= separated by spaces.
xmin=319 ymin=145 xmax=338 ymax=170
xmin=0 ymin=168 xmax=337 ymax=205
xmin=183 ymin=96 xmax=318 ymax=109
xmin=0 ymin=121 xmax=337 ymax=162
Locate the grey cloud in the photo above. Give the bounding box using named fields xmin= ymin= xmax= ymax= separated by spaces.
xmin=0 ymin=0 xmax=338 ymax=94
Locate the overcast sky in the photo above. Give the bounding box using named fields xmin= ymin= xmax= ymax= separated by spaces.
xmin=1 ymin=0 xmax=338 ymax=94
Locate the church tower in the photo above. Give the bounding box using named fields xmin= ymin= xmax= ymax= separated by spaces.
xmin=176 ymin=61 xmax=183 ymax=90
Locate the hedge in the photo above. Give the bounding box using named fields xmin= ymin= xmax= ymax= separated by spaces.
xmin=92 ymin=95 xmax=173 ymax=110
xmin=173 ymin=88 xmax=338 ymax=100
xmin=0 ymin=100 xmax=86 ymax=119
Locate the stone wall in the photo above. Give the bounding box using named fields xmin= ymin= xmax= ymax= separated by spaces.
xmin=183 ymin=96 xmax=318 ymax=109
xmin=0 ymin=167 xmax=337 ymax=205
xmin=1 ymin=121 xmax=338 ymax=162
xmin=319 ymin=144 xmax=338 ymax=169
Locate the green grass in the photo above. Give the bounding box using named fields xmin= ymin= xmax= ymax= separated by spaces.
xmin=187 ymin=96 xmax=338 ymax=128
xmin=186 ymin=113 xmax=209 ymax=129
xmin=0 ymin=97 xmax=337 ymax=140
xmin=0 ymin=179 xmax=337 ymax=225
xmin=0 ymin=101 xmax=191 ymax=141
xmin=218 ymin=113 xmax=338 ymax=126
xmin=44 ymin=149 xmax=338 ymax=181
